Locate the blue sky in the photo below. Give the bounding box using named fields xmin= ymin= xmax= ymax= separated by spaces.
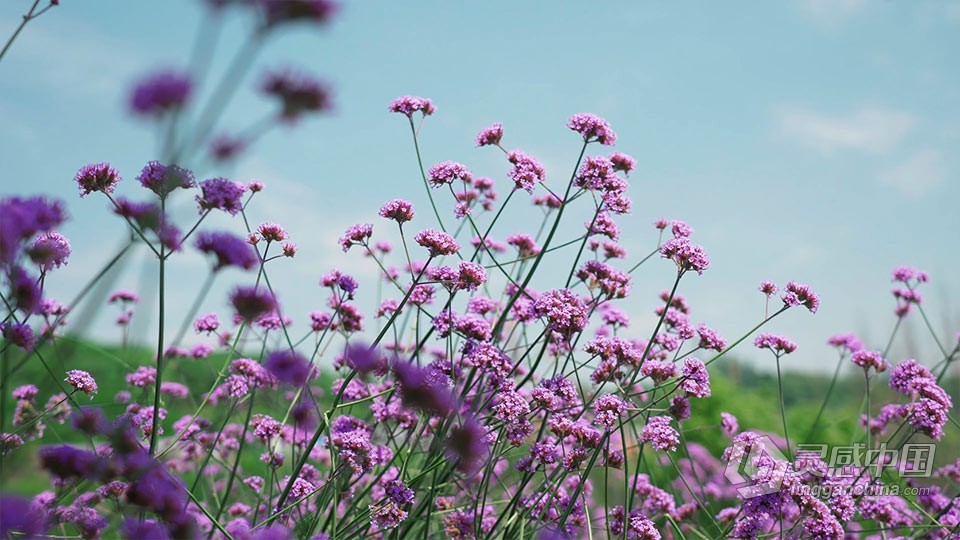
xmin=2 ymin=0 xmax=958 ymax=372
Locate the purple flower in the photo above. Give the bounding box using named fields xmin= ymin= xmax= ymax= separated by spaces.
xmin=120 ymin=518 xmax=170 ymax=540
xmin=696 ymin=324 xmax=726 ymax=352
xmin=889 ymin=359 xmax=933 ymax=395
xmin=109 ymin=290 xmax=139 ymax=304
xmin=720 ymin=412 xmax=739 ymax=437
xmin=753 ymin=333 xmax=797 ymax=355
xmin=0 ymin=496 xmax=49 ymax=538
xmin=414 ymin=229 xmax=459 ymax=257
xmin=388 ymin=95 xmax=435 ymax=116
xmin=265 ymin=350 xmax=311 ymax=386
xmin=1 ymin=322 xmax=35 ymax=351
xmin=27 ymin=231 xmax=71 ymax=272
xmin=851 ymin=349 xmax=887 ymax=374
xmin=758 ymin=280 xmax=777 ymax=296
xmin=446 ymin=417 xmax=488 ymax=473
xmin=262 ymin=69 xmax=332 ymax=120
xmin=339 ymin=223 xmax=373 ymax=252
xmin=230 ymin=286 xmax=277 ymax=322
xmin=75 ymin=162 xmax=121 ymax=197
xmin=427 ymin=161 xmax=472 ymax=187
xmin=594 ymin=394 xmax=627 ymax=430
xmin=197 ymin=178 xmax=247 ymax=215
xmin=659 ymin=237 xmax=709 ymax=275
xmin=195 ymin=231 xmax=259 ymax=271
xmin=475 ymin=123 xmax=503 ymax=147
xmin=892 ymin=265 xmax=928 ymax=284
xmin=640 ymin=415 xmax=679 ymax=452
xmin=669 ymin=395 xmax=691 ymax=421
xmin=343 ymin=342 xmax=385 ymax=374
xmin=71 ymin=407 xmax=108 ymax=436
xmin=827 ymin=333 xmax=863 ymax=353
xmin=0 ymin=196 xmax=67 ymax=266
xmin=680 ymin=358 xmax=711 ymax=398
xmin=38 ymin=445 xmax=98 ymax=479
xmin=136 ymin=161 xmax=195 ymax=197
xmin=567 ymin=113 xmax=617 ymax=145
xmin=129 ymin=70 xmax=192 ymax=116
xmin=370 ymin=501 xmax=408 ymax=531
xmin=575 ymin=156 xmax=617 ymax=191
xmin=533 ymin=289 xmax=588 ymax=337
xmin=781 ymin=281 xmax=820 ymax=313
xmin=379 ymin=199 xmax=415 ymax=224
xmin=65 ymin=370 xmax=98 ymax=397
xmin=384 ymin=480 xmax=415 ymax=506
xmin=575 ymin=260 xmax=631 ymax=299
xmin=506 ymin=151 xmax=546 ymax=193
xmin=8 ymin=267 xmax=42 ymax=315
xmin=609 ymin=152 xmax=636 ymax=174
xmin=392 ymin=361 xmax=454 ymax=415
xmin=209 ymin=134 xmax=247 ymax=162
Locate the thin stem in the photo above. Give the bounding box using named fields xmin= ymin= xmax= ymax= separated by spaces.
xmin=148 ymin=199 xmax=167 ymax=456
xmin=407 ymin=116 xmax=446 ymax=233
xmin=775 ymin=356 xmax=792 ymax=460
xmin=0 ymin=0 xmax=42 ymax=63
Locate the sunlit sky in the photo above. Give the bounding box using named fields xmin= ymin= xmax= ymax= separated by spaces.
xmin=2 ymin=0 xmax=958 ymax=373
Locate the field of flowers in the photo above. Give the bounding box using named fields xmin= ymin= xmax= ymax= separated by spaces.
xmin=1 ymin=1 xmax=959 ymax=539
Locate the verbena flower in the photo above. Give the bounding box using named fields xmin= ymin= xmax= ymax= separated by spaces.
xmin=392 ymin=361 xmax=454 ymax=415
xmin=659 ymin=237 xmax=709 ymax=275
xmin=475 ymin=123 xmax=503 ymax=147
xmin=1 ymin=322 xmax=35 ymax=351
xmin=414 ymin=229 xmax=459 ymax=257
xmin=265 ymin=350 xmax=311 ymax=387
xmin=427 ymin=161 xmax=471 ymax=187
xmin=339 ymin=223 xmax=373 ymax=252
xmin=262 ymin=69 xmax=332 ymax=121
xmin=129 ymin=70 xmax=192 ymax=116
xmin=195 ymin=231 xmax=259 ymax=271
xmin=781 ymin=281 xmax=820 ymax=313
xmin=230 ymin=286 xmax=277 ymax=322
xmin=196 ymin=178 xmax=247 ymax=215
xmin=388 ymin=95 xmax=435 ymax=117
xmin=65 ymin=370 xmax=98 ymax=397
xmin=506 ymin=151 xmax=546 ymax=193
xmin=754 ymin=333 xmax=797 ymax=355
xmin=28 ymin=232 xmax=71 ymax=272
xmin=379 ymin=199 xmax=415 ymax=223
xmin=533 ymin=289 xmax=588 ymax=338
xmin=75 ymin=163 xmax=121 ymax=197
xmin=567 ymin=112 xmax=616 ymax=145
xmin=609 ymin=152 xmax=636 ymax=174
xmin=640 ymin=416 xmax=679 ymax=452
xmin=136 ymin=161 xmax=195 ymax=197
xmin=850 ymin=349 xmax=887 ymax=374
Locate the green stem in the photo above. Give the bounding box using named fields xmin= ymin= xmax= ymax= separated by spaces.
xmin=775 ymin=356 xmax=792 ymax=460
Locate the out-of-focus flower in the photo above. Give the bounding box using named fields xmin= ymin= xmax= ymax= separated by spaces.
xmin=129 ymin=70 xmax=192 ymax=116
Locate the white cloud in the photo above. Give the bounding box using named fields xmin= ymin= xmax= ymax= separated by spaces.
xmin=776 ymin=107 xmax=914 ymax=154
xmin=799 ymin=0 xmax=868 ymax=26
xmin=879 ymin=149 xmax=944 ymax=198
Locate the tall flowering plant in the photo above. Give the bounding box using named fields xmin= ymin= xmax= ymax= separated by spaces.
xmin=1 ymin=2 xmax=959 ymax=539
